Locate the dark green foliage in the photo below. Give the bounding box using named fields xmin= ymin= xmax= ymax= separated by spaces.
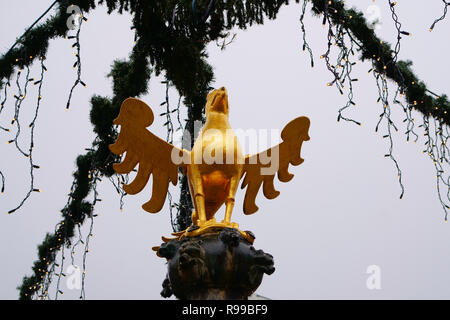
xmin=4 ymin=0 xmax=449 ymax=299
xmin=90 ymin=96 xmax=115 ymax=140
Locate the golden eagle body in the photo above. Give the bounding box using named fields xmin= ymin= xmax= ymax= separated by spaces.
xmin=109 ymin=87 xmax=310 ymax=240
xmin=188 ymin=87 xmax=244 ymax=227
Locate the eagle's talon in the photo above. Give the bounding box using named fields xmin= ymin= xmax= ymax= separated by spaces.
xmin=187 ymin=225 xmax=200 ymax=233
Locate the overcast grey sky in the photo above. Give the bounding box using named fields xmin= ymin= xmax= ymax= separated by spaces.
xmin=1 ymin=0 xmax=450 ymax=299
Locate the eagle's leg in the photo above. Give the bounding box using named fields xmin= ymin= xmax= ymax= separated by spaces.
xmin=187 ymin=165 xmax=208 ymax=226
xmin=223 ymin=175 xmax=239 ymax=224
xmin=191 ymin=210 xmax=198 ymax=225
xmin=223 ymin=198 xmax=235 ymax=224
xmin=189 ymin=169 xmax=207 ymax=225
xmin=194 ymin=193 xmax=206 ymax=225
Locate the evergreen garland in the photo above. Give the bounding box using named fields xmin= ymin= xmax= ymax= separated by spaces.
xmin=0 ymin=0 xmax=448 ymax=299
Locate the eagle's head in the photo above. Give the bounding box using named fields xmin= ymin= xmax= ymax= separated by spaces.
xmin=206 ymin=87 xmax=229 ymax=116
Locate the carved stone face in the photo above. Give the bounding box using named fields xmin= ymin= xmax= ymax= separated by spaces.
xmin=206 ymin=87 xmax=229 ymax=115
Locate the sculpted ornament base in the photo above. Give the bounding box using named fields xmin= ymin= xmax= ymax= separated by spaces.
xmin=158 ymin=228 xmax=274 ymax=300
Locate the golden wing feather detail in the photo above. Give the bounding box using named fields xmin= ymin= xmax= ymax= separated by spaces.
xmin=240 ymin=116 xmax=310 ymax=215
xmin=109 ymin=98 xmax=190 ymax=213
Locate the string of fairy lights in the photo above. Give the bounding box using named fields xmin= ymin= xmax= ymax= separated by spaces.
xmin=66 ymin=14 xmax=87 ymax=110
xmin=11 ymin=66 xmax=30 ymax=157
xmin=28 ymin=35 xmax=154 ymax=300
xmin=430 ymin=0 xmax=450 ymax=31
xmin=372 ymin=60 xmax=405 ymax=199
xmin=0 ymin=170 xmax=5 ymax=194
xmin=161 ymin=79 xmax=185 ymax=232
xmin=0 ymin=0 xmax=59 ymax=214
xmin=327 ymin=4 xmax=362 ymax=126
xmin=36 ymin=140 xmax=106 ymax=300
xmin=1 ymin=4 xmax=89 ymax=215
xmin=162 ymin=80 xmax=177 ymax=230
xmin=215 ymin=32 xmax=237 ymax=51
xmin=378 ymin=0 xmax=449 ymax=219
xmin=426 ymin=1 xmax=450 ymax=217
xmin=386 ymin=0 xmax=419 ymax=144
xmin=0 ymin=75 xmax=9 ymax=193
xmin=2 ymin=58 xmax=44 ymax=214
xmin=302 ymin=0 xmax=450 ymax=220
xmin=1 ymin=0 xmax=450 ymax=301
xmin=108 ymin=173 xmax=129 ymax=211
xmin=371 ymin=0 xmax=406 ymax=199
xmin=1 ymin=5 xmax=133 ymax=300
xmin=420 ymin=116 xmax=450 ymax=221
xmin=300 ymin=0 xmax=315 ymax=68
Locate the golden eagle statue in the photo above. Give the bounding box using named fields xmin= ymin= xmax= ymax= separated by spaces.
xmin=109 ymin=87 xmax=310 ymax=242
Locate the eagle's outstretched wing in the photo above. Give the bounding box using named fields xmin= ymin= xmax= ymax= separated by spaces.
xmin=240 ymin=117 xmax=310 ymax=215
xmin=109 ymin=98 xmax=190 ymax=213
